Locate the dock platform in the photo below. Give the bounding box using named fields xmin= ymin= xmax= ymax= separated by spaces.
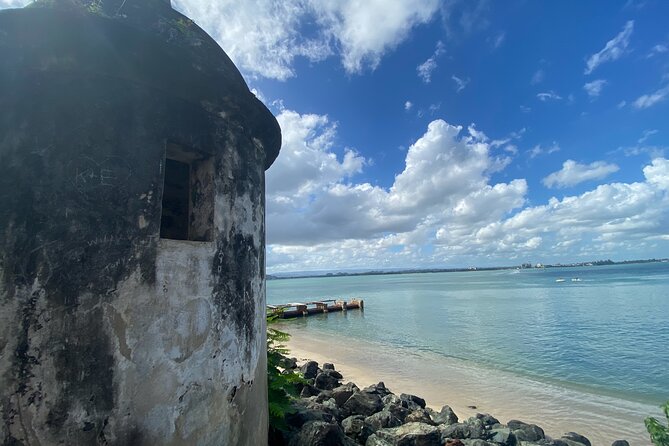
xmin=268 ymin=298 xmax=364 ymax=319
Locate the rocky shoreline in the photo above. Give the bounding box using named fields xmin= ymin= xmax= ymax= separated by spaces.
xmin=271 ymin=358 xmax=633 ymax=446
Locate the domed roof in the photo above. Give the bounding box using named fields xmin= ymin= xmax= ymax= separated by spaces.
xmin=0 ymin=0 xmax=281 ymax=169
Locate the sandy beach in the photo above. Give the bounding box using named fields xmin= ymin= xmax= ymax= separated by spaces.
xmin=284 ymin=327 xmax=656 ymax=446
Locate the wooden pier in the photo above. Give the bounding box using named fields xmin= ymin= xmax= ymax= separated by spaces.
xmin=268 ymin=298 xmax=364 ymax=319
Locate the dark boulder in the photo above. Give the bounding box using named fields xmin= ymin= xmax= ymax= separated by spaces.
xmin=431 ymin=405 xmax=459 ymax=425
xmin=323 ymin=363 xmax=336 ymax=370
xmin=400 ymin=393 xmax=426 ymax=409
xmin=300 ymin=384 xmax=321 ymax=398
xmin=561 ymin=432 xmax=591 ymax=446
xmin=342 ymin=415 xmax=374 ymax=444
xmin=611 ymin=441 xmax=629 ymax=446
xmin=363 ymin=382 xmax=392 ymax=397
xmin=405 ymin=408 xmax=435 ymax=425
xmin=343 ymin=391 xmax=384 ymax=417
xmin=506 ymin=420 xmax=544 ymax=442
xmin=474 ymin=413 xmax=499 ymax=427
xmin=488 ymin=428 xmax=516 ymax=446
xmin=439 ymin=419 xmax=487 ymax=441
xmin=315 ymin=372 xmax=342 ymax=391
xmin=288 ymin=421 xmax=356 ymax=446
xmin=332 ymin=383 xmax=359 ymax=407
xmin=286 ymin=401 xmax=336 ymax=429
xmin=280 ymin=356 xmax=298 ymax=369
xmin=370 ymin=422 xmax=442 ymax=446
xmin=365 ymin=409 xmax=403 ymax=432
xmin=300 ymin=361 xmax=321 ymax=380
xmin=440 ymin=423 xmax=471 ymax=440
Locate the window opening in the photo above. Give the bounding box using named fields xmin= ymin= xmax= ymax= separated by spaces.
xmin=160 ymin=143 xmax=214 ymax=241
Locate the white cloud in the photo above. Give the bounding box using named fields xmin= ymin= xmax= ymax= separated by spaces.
xmin=583 ymin=79 xmax=607 ymax=98
xmin=452 ymin=75 xmax=470 ymax=93
xmin=646 ymin=43 xmax=668 ymax=58
xmin=316 ymin=0 xmax=440 ymax=74
xmin=520 ymin=105 xmax=532 ymax=113
xmin=404 ymin=101 xmax=414 ymax=111
xmin=0 ymin=0 xmax=26 ymax=7
xmin=617 ymin=100 xmax=627 ymax=109
xmin=543 ymin=160 xmax=620 ymax=188
xmin=633 ymin=84 xmax=669 ymax=109
xmin=417 ymin=58 xmax=438 ymax=84
xmin=528 ymin=142 xmax=560 ymax=159
xmin=644 ymin=158 xmax=669 ymax=190
xmin=267 ymin=114 xmax=520 ymax=247
xmin=531 ymin=69 xmax=545 ymax=85
xmin=170 ymin=0 xmax=440 ymax=80
xmin=267 ymin=110 xmax=669 ymax=271
xmin=584 ymin=20 xmax=634 ymax=75
xmin=638 ymin=129 xmax=658 ymax=144
xmin=416 ymin=41 xmax=446 ymax=83
xmin=536 ymin=91 xmax=562 ymax=101
xmin=490 ymin=31 xmax=506 ymax=49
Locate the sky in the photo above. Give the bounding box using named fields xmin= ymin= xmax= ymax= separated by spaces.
xmin=3 ymin=0 xmax=669 ymax=273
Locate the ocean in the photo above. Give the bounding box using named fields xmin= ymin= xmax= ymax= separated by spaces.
xmin=267 ymin=262 xmax=669 ymax=444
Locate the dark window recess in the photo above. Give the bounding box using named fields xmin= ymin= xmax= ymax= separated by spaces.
xmin=160 ymin=159 xmax=190 ymax=240
xmin=160 ymin=143 xmax=215 ymax=242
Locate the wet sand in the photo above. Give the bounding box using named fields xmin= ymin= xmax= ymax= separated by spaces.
xmin=284 ymin=328 xmax=656 ymax=446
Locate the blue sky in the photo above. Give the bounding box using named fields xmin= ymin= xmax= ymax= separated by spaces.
xmin=3 ymin=0 xmax=668 ymax=272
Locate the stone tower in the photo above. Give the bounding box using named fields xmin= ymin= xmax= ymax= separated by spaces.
xmin=0 ymin=1 xmax=281 ymax=444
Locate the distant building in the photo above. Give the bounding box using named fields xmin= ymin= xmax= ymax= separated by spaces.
xmin=0 ymin=1 xmax=280 ymax=444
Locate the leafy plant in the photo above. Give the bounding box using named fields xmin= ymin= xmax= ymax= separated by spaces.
xmin=267 ymin=313 xmax=304 ymax=431
xmin=646 ymin=401 xmax=669 ymax=446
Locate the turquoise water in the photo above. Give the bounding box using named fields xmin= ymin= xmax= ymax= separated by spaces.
xmin=267 ymin=262 xmax=669 ymax=407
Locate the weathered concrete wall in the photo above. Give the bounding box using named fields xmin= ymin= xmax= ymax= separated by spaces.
xmin=0 ymin=2 xmax=280 ymax=445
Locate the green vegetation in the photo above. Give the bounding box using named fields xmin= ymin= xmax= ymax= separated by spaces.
xmin=267 ymin=314 xmax=303 ymax=431
xmin=646 ymin=401 xmax=669 ymax=445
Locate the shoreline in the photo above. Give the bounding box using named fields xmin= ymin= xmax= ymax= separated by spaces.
xmin=284 ymin=327 xmax=656 ymax=446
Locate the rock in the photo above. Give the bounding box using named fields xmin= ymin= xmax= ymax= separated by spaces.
xmin=384 ymin=404 xmax=410 ymax=423
xmin=561 ymin=432 xmax=591 ymax=446
xmin=440 ymin=423 xmax=470 ymax=440
xmin=363 ymin=382 xmax=392 ymax=397
xmin=332 ymin=383 xmax=359 ymax=407
xmin=342 ymin=415 xmax=374 ymax=444
xmin=372 ymin=422 xmax=442 ymax=446
xmin=463 ymin=418 xmax=486 ymax=440
xmin=431 ymin=405 xmax=459 ymax=425
xmin=304 ymin=400 xmax=342 ymax=423
xmin=315 ymin=372 xmax=341 ymax=391
xmin=382 ymin=394 xmax=402 ymax=406
xmin=286 ymin=401 xmax=335 ymax=428
xmin=300 ymin=384 xmax=320 ymax=398
xmin=461 ymin=440 xmax=496 ymax=446
xmin=488 ymin=428 xmax=516 ymax=446
xmin=446 ymin=440 xmax=466 ymax=446
xmin=506 ymin=420 xmax=544 ymax=442
xmin=323 ymin=363 xmax=336 ymax=370
xmin=280 ymin=356 xmax=298 ymax=369
xmin=301 ymin=361 xmax=321 ymax=380
xmin=315 ymin=391 xmax=334 ymax=402
xmin=405 ymin=408 xmax=435 ymax=425
xmin=326 ymin=369 xmax=344 ymax=380
xmin=474 ymin=413 xmax=500 ymax=427
xmin=365 ymin=410 xmax=403 ymax=431
xmin=289 ymin=420 xmax=356 ymax=446
xmin=400 ymin=393 xmax=426 ymax=409
xmin=439 ymin=419 xmax=486 ymax=441
xmin=611 ymin=441 xmax=629 ymax=446
xmin=343 ymin=391 xmax=384 ymax=417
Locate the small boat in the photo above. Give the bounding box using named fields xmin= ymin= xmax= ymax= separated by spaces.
xmin=555 ymin=278 xmax=566 ymax=283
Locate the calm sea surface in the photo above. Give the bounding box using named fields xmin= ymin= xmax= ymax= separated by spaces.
xmin=267 ymin=262 xmax=669 ymax=407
